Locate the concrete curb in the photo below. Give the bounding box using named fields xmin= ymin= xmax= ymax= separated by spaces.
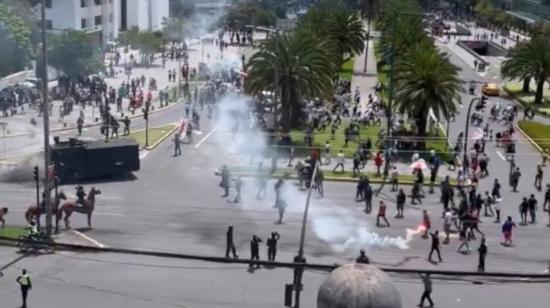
xmin=143 ymin=124 xmax=178 ymax=151
xmin=0 ymin=94 xmax=184 ymax=140
xmin=230 ymin=171 xmax=447 ymax=186
xmin=516 ymin=122 xmax=550 ymax=160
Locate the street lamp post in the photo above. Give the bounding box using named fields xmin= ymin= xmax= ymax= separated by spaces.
xmin=383 ymin=13 xmax=397 ymax=177
xmin=290 ymin=161 xmax=319 ymax=308
xmin=463 ymin=97 xmax=481 ymax=174
xmin=40 ymin=0 xmax=53 ymax=235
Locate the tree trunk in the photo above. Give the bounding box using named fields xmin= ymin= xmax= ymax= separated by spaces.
xmin=416 ymin=113 xmax=428 ymax=150
xmin=534 ymin=77 xmax=545 ymax=105
xmin=522 ymin=77 xmax=531 ymax=93
xmin=280 ymin=84 xmax=292 ymax=132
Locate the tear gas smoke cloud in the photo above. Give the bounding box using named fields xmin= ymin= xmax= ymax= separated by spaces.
xmin=207 ymin=65 xmax=419 ymax=251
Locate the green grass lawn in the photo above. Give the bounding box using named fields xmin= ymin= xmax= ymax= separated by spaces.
xmin=518 ymin=120 xmax=550 ymax=154
xmin=290 ymin=120 xmax=381 ymax=158
xmin=129 ymin=124 xmax=176 ymax=149
xmin=0 ymin=226 xmax=27 ymax=240
xmin=339 ymin=59 xmax=354 ymax=80
xmin=504 ymin=82 xmax=550 ymax=106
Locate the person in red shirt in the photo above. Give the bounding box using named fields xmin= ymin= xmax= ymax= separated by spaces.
xmin=422 ymin=210 xmax=431 ymax=239
xmin=374 ymin=152 xmax=384 ymax=176
xmin=376 ymin=201 xmax=390 ymax=227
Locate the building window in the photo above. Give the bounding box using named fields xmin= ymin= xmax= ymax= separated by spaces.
xmin=94 ymin=0 xmax=102 ymax=5
xmin=81 ymin=18 xmax=87 ymax=29
xmin=81 ymin=0 xmax=86 ymax=8
xmin=45 ymin=19 xmax=53 ymax=30
xmin=45 ymin=0 xmax=52 ymax=8
xmin=95 ymin=15 xmax=102 ymax=26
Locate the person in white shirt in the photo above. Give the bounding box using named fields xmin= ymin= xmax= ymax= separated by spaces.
xmin=333 ymin=150 xmax=345 ymax=173
xmin=323 ymin=141 xmax=331 ymax=165
xmin=412 ymin=151 xmax=420 ymax=163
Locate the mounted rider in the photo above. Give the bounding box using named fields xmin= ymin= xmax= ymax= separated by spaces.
xmin=75 ymin=185 xmax=86 ymax=206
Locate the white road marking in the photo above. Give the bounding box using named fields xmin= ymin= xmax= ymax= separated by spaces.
xmin=93 ymin=212 xmax=123 ymax=216
xmin=139 ymin=151 xmax=149 ymax=160
xmin=71 ymin=230 xmax=105 ymax=248
xmin=194 ymin=127 xmax=216 ymax=148
xmin=496 ymin=150 xmax=506 ymax=161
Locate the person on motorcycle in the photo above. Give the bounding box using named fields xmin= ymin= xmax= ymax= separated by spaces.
xmin=76 ymin=185 xmax=86 ymax=205
xmin=28 ymin=221 xmax=39 ymax=240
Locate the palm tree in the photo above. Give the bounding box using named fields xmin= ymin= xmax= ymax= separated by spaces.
xmin=244 ymin=32 xmax=334 ymax=131
xmin=501 ymin=37 xmax=550 ymax=103
xmin=298 ymin=6 xmax=365 ymax=69
xmin=394 ymin=44 xmax=462 ymax=149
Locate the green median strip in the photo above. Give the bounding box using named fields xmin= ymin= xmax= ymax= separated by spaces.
xmin=517 ymin=120 xmax=550 ymax=156
xmin=0 ymin=226 xmax=27 ymax=241
xmin=128 ymin=124 xmax=177 ymax=150
xmin=228 ymin=166 xmax=454 ymax=185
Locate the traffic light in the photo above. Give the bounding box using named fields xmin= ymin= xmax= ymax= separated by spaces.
xmin=33 ymin=166 xmax=39 ymax=181
xmin=142 ymin=108 xmax=148 ymax=120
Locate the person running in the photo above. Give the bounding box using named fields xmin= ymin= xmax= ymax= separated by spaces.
xmin=457 ymin=225 xmax=471 ymax=254
xmin=376 ymin=201 xmax=390 ymax=227
xmin=417 ymin=273 xmax=434 ymax=308
xmin=422 ymin=210 xmax=431 ymax=239
xmin=501 ymin=216 xmax=517 ymax=247
xmin=333 ymin=150 xmax=345 ymax=173
xmin=428 ymin=230 xmax=443 ymax=263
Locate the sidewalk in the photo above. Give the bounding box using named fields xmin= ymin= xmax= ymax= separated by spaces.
xmin=351 ymin=19 xmax=379 ymax=115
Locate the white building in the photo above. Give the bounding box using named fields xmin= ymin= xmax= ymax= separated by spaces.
xmin=123 ymin=0 xmax=169 ymax=32
xmin=44 ymin=0 xmax=169 ymax=47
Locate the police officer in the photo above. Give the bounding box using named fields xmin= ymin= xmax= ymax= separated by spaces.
xmin=16 ymin=269 xmax=32 ymax=308
xmin=249 ymin=235 xmax=262 ymax=268
xmin=225 ymin=226 xmax=238 ymax=258
xmin=266 ymin=231 xmax=280 ymax=261
xmin=173 ymin=132 xmax=181 ymax=156
xmin=356 ymin=249 xmax=370 ymax=264
xmin=75 ymin=185 xmax=86 ymax=205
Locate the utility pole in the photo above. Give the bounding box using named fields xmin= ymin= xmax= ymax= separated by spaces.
xmin=463 ymin=97 xmax=480 ymax=175
xmin=33 ymin=166 xmax=40 ymax=228
xmin=143 ymin=103 xmax=150 ymax=147
xmin=362 ymin=0 xmax=373 ymax=74
xmin=40 ymin=0 xmax=52 ymax=236
xmin=383 ymin=13 xmax=397 ymax=177
xmin=289 ymin=162 xmax=319 ymax=308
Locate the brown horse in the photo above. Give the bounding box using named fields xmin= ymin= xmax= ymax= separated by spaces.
xmin=56 ymin=187 xmax=101 ymax=231
xmin=24 ymin=191 xmax=67 ymax=226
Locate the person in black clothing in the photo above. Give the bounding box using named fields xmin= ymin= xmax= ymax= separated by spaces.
xmin=534 ymin=164 xmax=543 ymax=191
xmin=478 ymin=237 xmax=487 ymax=272
xmin=519 ymin=197 xmax=529 ymax=225
xmin=428 ymin=230 xmax=443 ymax=263
xmin=356 ymin=176 xmax=365 ymax=201
xmin=364 ymin=184 xmax=373 ymax=213
xmin=492 ymin=179 xmax=501 ymax=200
xmin=396 ymin=189 xmax=406 ymax=218
xmin=543 ymin=184 xmax=550 ymax=211
xmin=528 ymin=194 xmax=538 ymax=223
xmin=266 ymin=231 xmax=280 ymax=261
xmin=356 ymin=249 xmax=370 ymax=264
xmin=225 ymin=226 xmax=238 ymax=258
xmin=249 ymin=235 xmax=262 ymax=268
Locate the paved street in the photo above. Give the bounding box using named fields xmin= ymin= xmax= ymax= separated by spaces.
xmin=1 ymin=13 xmax=550 ymax=308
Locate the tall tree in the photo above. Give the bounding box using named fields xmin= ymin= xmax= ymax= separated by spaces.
xmin=245 ymin=32 xmax=334 ymax=131
xmin=0 ymin=3 xmax=33 ymax=77
xmin=394 ymin=44 xmax=462 ymax=148
xmin=48 ymin=30 xmax=103 ymax=79
xmin=501 ymin=37 xmax=550 ymax=104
